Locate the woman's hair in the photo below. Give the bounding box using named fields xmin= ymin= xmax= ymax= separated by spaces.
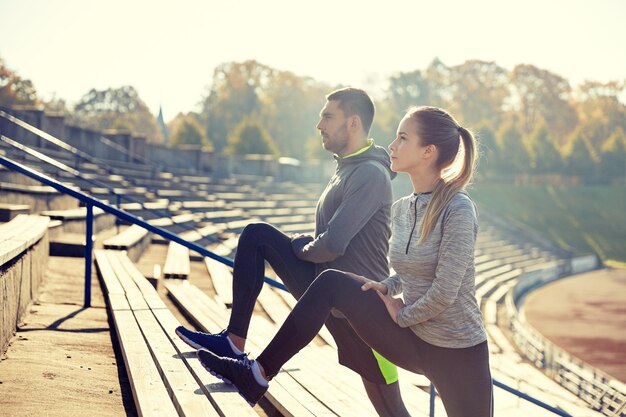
xmin=406 ymin=106 xmax=477 ymax=242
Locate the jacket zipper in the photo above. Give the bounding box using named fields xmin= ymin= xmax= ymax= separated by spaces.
xmin=405 ymin=196 xmax=419 ymax=254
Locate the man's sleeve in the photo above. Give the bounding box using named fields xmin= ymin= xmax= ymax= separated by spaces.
xmin=293 ymin=163 xmax=389 ymax=263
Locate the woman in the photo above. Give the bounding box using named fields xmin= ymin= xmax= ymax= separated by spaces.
xmin=198 ymin=106 xmax=493 ymax=417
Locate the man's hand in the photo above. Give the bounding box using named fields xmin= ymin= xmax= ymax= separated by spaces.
xmin=361 ymin=280 xmax=388 ymax=294
xmin=375 ymin=291 xmax=405 ymax=324
xmin=291 ymin=234 xmax=314 ymax=256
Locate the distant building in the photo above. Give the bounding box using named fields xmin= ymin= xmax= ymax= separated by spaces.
xmin=156 ymin=105 xmax=169 ymax=144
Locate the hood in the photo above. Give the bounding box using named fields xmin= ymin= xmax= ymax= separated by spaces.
xmin=334 ymin=142 xmax=397 ymax=180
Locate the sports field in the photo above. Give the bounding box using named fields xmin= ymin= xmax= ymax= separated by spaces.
xmin=522 ymin=267 xmax=626 ymax=383
xmin=471 ymin=184 xmax=626 ymax=265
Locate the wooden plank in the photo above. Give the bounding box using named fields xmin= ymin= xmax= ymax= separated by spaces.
xmin=250 ymin=318 xmax=376 ymax=417
xmin=114 ymin=254 xmax=255 ymax=416
xmin=204 ymin=256 xmax=233 ymax=307
xmin=104 ymin=251 xmax=149 ymax=312
xmin=272 ymin=285 xmax=337 ymax=348
xmin=151 ymin=308 xmax=260 ymax=417
xmin=164 ymin=241 xmax=190 ymax=279
xmin=103 ymin=224 xmax=149 ymax=248
xmin=94 ymin=250 xmax=125 ymax=296
xmin=102 ymin=252 xmax=249 ymax=417
xmin=134 ymin=309 xmax=219 ymax=417
xmin=111 ymin=307 xmax=179 ymax=417
xmin=165 ymin=281 xmax=322 ymax=417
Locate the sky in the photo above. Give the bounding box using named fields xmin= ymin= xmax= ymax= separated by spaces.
xmin=1 ymin=0 xmax=624 ymax=121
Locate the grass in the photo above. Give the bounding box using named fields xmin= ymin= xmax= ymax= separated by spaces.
xmin=469 ymin=184 xmax=626 ymax=265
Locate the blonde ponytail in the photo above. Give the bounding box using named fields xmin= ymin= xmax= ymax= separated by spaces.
xmin=406 ymin=107 xmax=477 ymax=243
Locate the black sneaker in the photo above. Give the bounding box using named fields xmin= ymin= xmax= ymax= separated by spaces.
xmin=175 ymin=326 xmax=245 ymax=359
xmin=197 ymin=348 xmax=268 ymax=406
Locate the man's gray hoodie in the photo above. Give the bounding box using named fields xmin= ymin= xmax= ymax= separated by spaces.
xmin=292 ymin=143 xmax=396 ymax=280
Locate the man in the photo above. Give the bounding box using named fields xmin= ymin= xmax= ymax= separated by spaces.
xmin=176 ymin=87 xmax=409 ymax=416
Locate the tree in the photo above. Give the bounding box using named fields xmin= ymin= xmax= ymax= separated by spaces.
xmin=169 ymin=113 xmax=212 ymax=148
xmin=474 ymin=124 xmax=500 ymax=178
xmin=0 ymin=56 xmax=39 ymax=107
xmin=387 ymin=69 xmax=432 ymax=114
xmin=423 ymin=58 xmax=452 ymax=107
xmin=258 ymin=70 xmax=332 ymax=157
xmin=305 ymin=135 xmax=328 ymax=160
xmin=599 ymin=128 xmax=626 ymax=183
xmin=224 ymin=116 xmax=278 ymax=156
xmin=448 ymin=60 xmax=509 ymax=127
xmin=497 ymin=124 xmax=530 ymax=177
xmin=573 ymin=80 xmax=626 ymax=151
xmin=510 ymin=64 xmax=578 ymax=141
xmin=200 ymin=60 xmax=273 ymax=151
xmin=70 ymin=86 xmax=164 ymax=143
xmin=564 ymin=129 xmax=598 ymax=181
xmin=527 ymin=126 xmax=562 ymax=174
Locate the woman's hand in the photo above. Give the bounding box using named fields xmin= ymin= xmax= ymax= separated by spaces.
xmin=376 ymin=291 xmax=405 ymax=324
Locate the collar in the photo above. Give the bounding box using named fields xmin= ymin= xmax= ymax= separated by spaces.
xmin=338 ymin=138 xmax=374 ymax=159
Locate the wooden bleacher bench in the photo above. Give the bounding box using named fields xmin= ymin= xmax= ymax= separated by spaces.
xmin=103 ymin=224 xmax=152 ymax=262
xmin=166 ymin=280 xmax=383 ymax=417
xmin=0 ymin=214 xmax=50 ymax=352
xmin=178 ymin=200 xmax=227 ymax=213
xmin=163 ymin=241 xmax=190 ymax=279
xmin=203 ymin=209 xmax=247 ymax=222
xmin=0 ymin=203 xmax=30 ymax=222
xmin=40 ymin=206 xmax=116 ymax=234
xmin=0 ymin=214 xmax=49 ymax=267
xmin=149 ymin=214 xmax=197 ymax=244
xmin=278 ymin=223 xmax=316 ymax=234
xmin=204 ymin=254 xmax=234 ymax=307
xmin=94 ymin=249 xmax=258 ymax=417
xmin=167 ymin=263 xmax=445 ymax=416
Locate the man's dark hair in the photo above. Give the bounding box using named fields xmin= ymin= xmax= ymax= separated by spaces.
xmin=326 ymin=87 xmax=375 ymax=135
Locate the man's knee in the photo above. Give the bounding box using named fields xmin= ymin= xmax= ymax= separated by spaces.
xmin=239 ymin=222 xmax=274 ymax=246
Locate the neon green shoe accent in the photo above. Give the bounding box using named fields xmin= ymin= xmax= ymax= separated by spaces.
xmin=372 ymin=349 xmax=398 ymax=384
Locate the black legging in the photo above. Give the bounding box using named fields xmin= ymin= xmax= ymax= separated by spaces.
xmin=257 ymin=269 xmax=494 ymax=417
xmin=226 ymin=223 xmax=411 ymax=417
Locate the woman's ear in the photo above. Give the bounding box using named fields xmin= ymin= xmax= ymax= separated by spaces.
xmin=423 ymin=144 xmax=437 ymax=160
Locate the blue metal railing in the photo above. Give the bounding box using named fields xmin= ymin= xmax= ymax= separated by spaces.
xmin=0 ymin=155 xmax=288 ymax=303
xmin=0 ymin=134 xmax=222 ymax=243
xmin=0 ymin=153 xmax=574 ymax=417
xmin=0 ymin=111 xmax=575 ymax=417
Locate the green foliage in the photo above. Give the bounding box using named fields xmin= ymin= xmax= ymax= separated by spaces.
xmin=474 ymin=124 xmax=499 ymax=177
xmin=564 ymin=130 xmax=598 ymax=178
xmin=0 ymin=56 xmax=39 ymax=106
xmin=305 ymin=135 xmax=328 ymax=160
xmin=224 ymin=116 xmax=278 ymax=156
xmin=471 ymin=184 xmax=626 ymax=263
xmin=169 ymin=113 xmax=212 ymax=149
xmin=527 ymin=126 xmax=562 ymax=174
xmin=599 ymin=128 xmax=626 ymax=181
xmin=200 ymin=60 xmax=333 ymax=157
xmin=70 ymin=86 xmax=164 ymax=143
xmin=496 ymin=124 xmax=529 ymax=176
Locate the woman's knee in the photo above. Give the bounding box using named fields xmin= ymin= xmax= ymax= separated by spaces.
xmin=312 ymin=269 xmax=359 ymax=297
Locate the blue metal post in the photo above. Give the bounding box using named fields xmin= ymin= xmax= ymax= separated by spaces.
xmin=429 ymin=383 xmax=436 ymax=417
xmin=84 ymin=204 xmax=93 ymax=307
xmin=116 ymin=194 xmax=121 ymax=233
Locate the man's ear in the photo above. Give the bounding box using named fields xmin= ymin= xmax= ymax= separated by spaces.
xmin=350 ymin=115 xmax=361 ymax=131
